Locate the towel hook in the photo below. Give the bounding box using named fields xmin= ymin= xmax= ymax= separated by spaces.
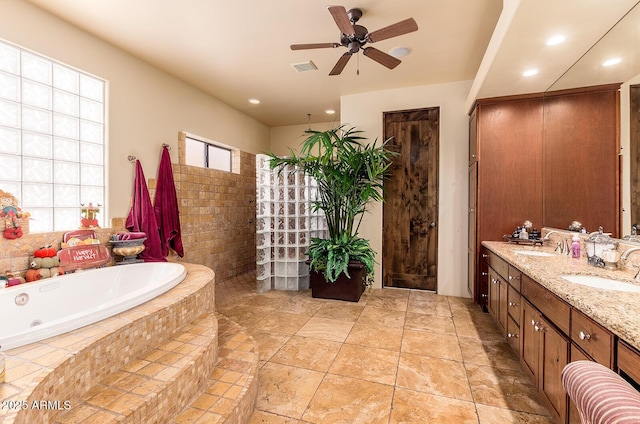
xmin=162 ymin=143 xmax=171 ymax=150
xmin=127 ymin=155 xmax=137 ymax=163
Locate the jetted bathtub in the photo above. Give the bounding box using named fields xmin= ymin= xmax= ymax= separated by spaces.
xmin=0 ymin=262 xmax=186 ymax=351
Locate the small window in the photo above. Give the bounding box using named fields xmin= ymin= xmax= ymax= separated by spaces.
xmin=184 ymin=133 xmax=236 ymax=173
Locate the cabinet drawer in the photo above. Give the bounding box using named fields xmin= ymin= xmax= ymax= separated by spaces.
xmin=487 ymin=251 xmax=508 ymax=280
xmin=507 ymin=283 xmax=521 ymax=325
xmin=507 ymin=265 xmax=521 ymax=291
xmin=618 ymin=341 xmax=640 ymax=386
xmin=506 ymin=315 xmax=520 ymax=355
xmin=570 ymin=309 xmax=613 ymax=367
xmin=521 ymin=275 xmax=570 ymax=335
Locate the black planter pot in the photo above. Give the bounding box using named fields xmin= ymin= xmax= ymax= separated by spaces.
xmin=309 ymin=261 xmax=366 ymax=302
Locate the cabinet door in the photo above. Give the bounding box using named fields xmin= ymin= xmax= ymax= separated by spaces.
xmin=520 ymin=299 xmax=540 ymax=382
xmin=498 ymin=277 xmax=508 ymax=334
xmin=568 ymin=345 xmax=592 ymax=424
xmin=488 ymin=267 xmax=500 ymax=325
xmin=468 ymin=163 xmax=477 ymax=297
xmin=506 ymin=315 xmax=520 ymax=355
xmin=507 ymin=283 xmax=521 ymax=325
xmin=539 ymin=316 xmax=569 ymax=423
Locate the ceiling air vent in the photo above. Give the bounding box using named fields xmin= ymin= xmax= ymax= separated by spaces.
xmin=291 ymin=60 xmax=318 ymax=72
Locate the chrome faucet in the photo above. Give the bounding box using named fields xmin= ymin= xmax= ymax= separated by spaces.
xmin=620 ymin=247 xmax=640 ymax=263
xmin=542 ymin=230 xmax=569 ymax=255
xmin=620 ymin=247 xmax=640 ymax=281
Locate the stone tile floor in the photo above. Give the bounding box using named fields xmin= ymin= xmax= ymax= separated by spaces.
xmin=216 ymin=271 xmax=554 ymax=424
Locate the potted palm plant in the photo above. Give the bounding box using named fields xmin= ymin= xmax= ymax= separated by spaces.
xmin=268 ymin=126 xmax=395 ymax=301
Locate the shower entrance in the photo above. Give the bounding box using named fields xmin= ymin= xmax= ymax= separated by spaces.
xmin=382 ymin=107 xmax=440 ymax=291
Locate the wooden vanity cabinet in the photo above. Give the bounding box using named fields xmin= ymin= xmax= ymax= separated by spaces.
xmin=487 ymin=266 xmax=507 ymax=333
xmin=520 ymin=275 xmax=570 ymax=423
xmin=618 ymin=341 xmax=640 ymax=390
xmin=570 ymin=308 xmax=614 ymax=368
xmin=521 ymin=297 xmax=570 ymax=423
xmin=486 ymin=247 xmax=639 ymax=424
xmin=486 ymin=251 xmax=510 ymax=334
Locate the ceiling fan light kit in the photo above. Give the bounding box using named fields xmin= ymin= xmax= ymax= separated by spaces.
xmin=290 ymin=5 xmax=418 ymax=75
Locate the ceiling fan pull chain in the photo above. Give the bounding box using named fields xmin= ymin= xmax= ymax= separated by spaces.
xmin=357 ymin=52 xmax=360 ymax=76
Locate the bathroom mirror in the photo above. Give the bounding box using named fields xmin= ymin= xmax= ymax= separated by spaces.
xmin=544 ymin=2 xmax=640 ymax=237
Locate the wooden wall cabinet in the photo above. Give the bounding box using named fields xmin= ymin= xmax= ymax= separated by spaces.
xmin=469 ymin=85 xmax=620 ymax=307
xmin=470 ymin=96 xmax=543 ymax=307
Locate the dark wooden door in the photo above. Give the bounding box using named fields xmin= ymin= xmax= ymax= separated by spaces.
xmin=382 ymin=108 xmax=439 ymax=290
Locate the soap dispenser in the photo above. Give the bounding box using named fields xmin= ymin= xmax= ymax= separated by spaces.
xmin=571 ymin=235 xmax=581 ymax=259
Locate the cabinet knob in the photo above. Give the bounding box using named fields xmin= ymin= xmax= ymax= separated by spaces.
xmin=508 ymin=301 xmax=518 ymax=307
xmin=482 ymin=254 xmax=488 ymax=258
xmin=579 ymin=331 xmax=591 ymax=341
xmin=507 ymin=333 xmax=519 ymax=338
xmin=481 ymin=272 xmax=488 ymax=276
xmin=492 ymin=278 xmax=499 ymax=284
xmin=481 ymin=294 xmax=488 ymax=298
xmin=509 ymin=275 xmax=520 ymax=281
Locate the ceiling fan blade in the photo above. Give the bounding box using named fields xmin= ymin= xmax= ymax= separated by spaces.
xmin=363 ymin=47 xmax=401 ymax=69
xmin=366 ymin=18 xmax=418 ymax=43
xmin=328 ymin=5 xmax=355 ymax=36
xmin=291 ymin=43 xmax=341 ymax=50
xmin=329 ymin=52 xmax=352 ymax=76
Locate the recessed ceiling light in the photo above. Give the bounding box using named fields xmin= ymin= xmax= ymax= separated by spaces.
xmin=325 ymin=109 xmax=336 ymax=115
xmin=389 ymin=46 xmax=411 ymax=58
xmin=248 ymin=98 xmax=260 ymax=104
xmin=522 ymin=69 xmax=539 ymax=77
xmin=602 ymin=58 xmax=622 ymax=67
xmin=546 ymin=35 xmax=566 ymax=46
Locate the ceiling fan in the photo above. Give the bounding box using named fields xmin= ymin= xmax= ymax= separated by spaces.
xmin=290 ymin=5 xmax=419 ymax=76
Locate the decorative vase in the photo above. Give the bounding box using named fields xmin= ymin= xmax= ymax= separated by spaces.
xmin=309 ymin=261 xmax=367 ymax=302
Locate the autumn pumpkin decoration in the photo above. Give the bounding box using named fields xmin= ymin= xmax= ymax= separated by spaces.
xmin=26 ymin=245 xmax=64 ymax=282
xmin=34 ymin=245 xmax=57 ymax=258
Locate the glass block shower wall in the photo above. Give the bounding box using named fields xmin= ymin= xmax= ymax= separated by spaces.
xmin=256 ymin=154 xmax=328 ymax=292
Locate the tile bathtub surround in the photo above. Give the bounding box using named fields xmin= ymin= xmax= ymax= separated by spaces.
xmin=1 ymin=263 xmax=214 ymax=424
xmin=216 ymin=271 xmax=555 ymax=424
xmin=0 ymin=224 xmax=125 ymax=279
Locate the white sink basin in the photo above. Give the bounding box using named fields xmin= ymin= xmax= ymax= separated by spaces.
xmin=513 ymin=249 xmax=555 ymax=257
xmin=561 ymin=275 xmax=640 ymax=292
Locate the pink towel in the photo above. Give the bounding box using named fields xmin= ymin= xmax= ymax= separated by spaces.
xmin=154 ymin=146 xmax=184 ymax=257
xmin=125 ymin=160 xmax=165 ymax=262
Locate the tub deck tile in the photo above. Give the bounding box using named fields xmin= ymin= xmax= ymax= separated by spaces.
xmin=52 ymin=312 xmax=219 ymax=424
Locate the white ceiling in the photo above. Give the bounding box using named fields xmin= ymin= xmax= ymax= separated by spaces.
xmin=26 ymin=0 xmax=640 ymax=127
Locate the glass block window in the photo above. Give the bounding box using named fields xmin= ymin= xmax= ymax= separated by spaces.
xmin=0 ymin=39 xmax=105 ymax=232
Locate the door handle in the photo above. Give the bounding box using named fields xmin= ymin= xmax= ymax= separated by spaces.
xmin=430 ymin=222 xmax=436 ymax=228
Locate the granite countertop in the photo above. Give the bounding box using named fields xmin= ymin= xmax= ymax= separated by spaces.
xmin=482 ymin=241 xmax=640 ymax=351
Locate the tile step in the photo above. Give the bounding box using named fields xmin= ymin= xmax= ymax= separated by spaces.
xmin=53 ymin=312 xmax=220 ymax=424
xmin=169 ymin=314 xmax=259 ymax=424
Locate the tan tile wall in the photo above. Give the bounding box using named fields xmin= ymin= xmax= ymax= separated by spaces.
xmin=161 ymin=150 xmax=257 ymax=282
xmin=0 ymin=146 xmax=257 ymax=283
xmin=0 ymin=225 xmax=123 ymax=279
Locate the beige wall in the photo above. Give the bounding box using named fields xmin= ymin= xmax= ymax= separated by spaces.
xmin=269 ymin=122 xmax=338 ymax=156
xmin=0 ymin=0 xmax=270 ymax=220
xmin=341 ymin=80 xmax=472 ymax=297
